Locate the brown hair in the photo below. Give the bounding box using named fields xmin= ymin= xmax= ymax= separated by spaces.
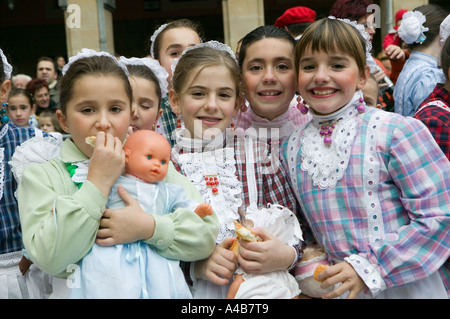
xmin=171 ymin=45 xmax=241 ymax=98
xmin=295 ymin=18 xmax=367 ymax=76
xmin=442 ymin=36 xmax=450 ymax=82
xmin=126 ymin=64 xmax=162 ymax=108
xmin=151 ymin=19 xmax=204 ymax=60
xmin=59 ymin=55 xmax=132 ymax=114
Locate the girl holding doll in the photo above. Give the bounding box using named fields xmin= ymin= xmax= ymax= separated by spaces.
xmin=282 ymin=18 xmax=450 ymax=298
xmin=169 ymin=41 xmax=303 ymax=299
xmin=15 ymin=49 xmax=218 ymax=293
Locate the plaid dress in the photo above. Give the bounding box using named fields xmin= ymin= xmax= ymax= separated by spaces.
xmin=155 ymin=96 xmax=179 ymax=147
xmin=414 ymin=83 xmax=450 ymax=160
xmin=282 ymin=92 xmax=450 ymax=298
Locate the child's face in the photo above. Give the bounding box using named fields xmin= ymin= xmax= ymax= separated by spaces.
xmin=7 ymin=94 xmax=33 ymax=127
xmin=362 ymin=77 xmax=379 ymax=108
xmin=57 ymin=75 xmax=131 ymax=157
xmin=129 ymin=76 xmax=162 ymax=132
xmin=38 ymin=116 xmax=55 ymax=132
xmin=242 ymin=38 xmax=297 ymax=120
xmin=170 ymin=65 xmax=239 ymax=139
xmin=297 ymin=48 xmax=368 ymax=116
xmin=158 ymin=27 xmax=201 ymax=82
xmin=125 ymin=135 xmax=170 ymax=183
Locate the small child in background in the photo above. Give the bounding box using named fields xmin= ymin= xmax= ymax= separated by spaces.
xmin=6 ymin=88 xmax=35 ymax=127
xmin=362 ymin=74 xmax=382 ymax=108
xmin=37 ymin=110 xmax=63 ymax=134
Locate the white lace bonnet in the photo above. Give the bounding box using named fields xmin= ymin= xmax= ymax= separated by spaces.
xmin=0 ymin=48 xmax=13 ymax=81
xmin=120 ymin=56 xmax=169 ymax=97
xmin=171 ymin=40 xmax=237 ymax=78
xmin=397 ymin=10 xmax=429 ymax=44
xmin=149 ymin=23 xmax=169 ymax=58
xmin=62 ymin=48 xmax=129 ymax=76
xmin=440 ymin=14 xmax=450 ymax=46
xmin=328 ymin=16 xmax=377 ymax=73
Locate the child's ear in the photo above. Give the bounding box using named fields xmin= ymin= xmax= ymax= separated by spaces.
xmin=0 ymin=80 xmax=11 ymax=104
xmin=169 ymin=89 xmax=181 ymax=115
xmin=56 ymin=109 xmax=70 ymax=133
xmin=356 ymin=65 xmax=371 ymax=90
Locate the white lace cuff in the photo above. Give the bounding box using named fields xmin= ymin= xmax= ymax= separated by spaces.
xmin=344 ymin=254 xmax=387 ymax=297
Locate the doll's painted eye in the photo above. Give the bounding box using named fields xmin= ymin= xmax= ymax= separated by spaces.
xmin=146 ymin=155 xmax=152 ymax=160
xmin=161 ymin=160 xmax=166 ymax=165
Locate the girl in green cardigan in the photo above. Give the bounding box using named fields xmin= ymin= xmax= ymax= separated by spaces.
xmin=16 ymin=49 xmax=218 ymax=291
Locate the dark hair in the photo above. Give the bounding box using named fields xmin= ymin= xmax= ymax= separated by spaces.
xmin=8 ymin=88 xmax=33 ymax=107
xmin=59 ymin=55 xmax=132 ymax=114
xmin=26 ymin=78 xmax=49 ymax=96
xmin=442 ymin=36 xmax=450 ymax=82
xmin=407 ymin=4 xmax=448 ymax=51
xmin=329 ymin=0 xmax=374 ymax=21
xmin=295 ymin=18 xmax=367 ymax=76
xmin=151 ymin=19 xmax=204 ymax=60
xmin=286 ymin=22 xmax=314 ymax=37
xmin=238 ymin=25 xmax=296 ymax=70
xmin=38 ymin=109 xmax=64 ymax=133
xmin=37 ymin=56 xmax=57 ymax=72
xmin=126 ymin=64 xmax=162 ymax=107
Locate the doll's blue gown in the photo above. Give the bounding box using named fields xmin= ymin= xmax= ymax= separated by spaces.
xmin=69 ymin=175 xmax=196 ymax=299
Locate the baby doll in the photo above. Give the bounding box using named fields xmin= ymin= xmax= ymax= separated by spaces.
xmin=294 ymin=244 xmax=335 ymax=298
xmin=70 ymin=130 xmax=212 ymax=298
xmin=225 ymin=204 xmax=303 ymax=299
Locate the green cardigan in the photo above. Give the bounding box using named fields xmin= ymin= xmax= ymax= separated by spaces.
xmin=18 ymin=138 xmax=218 ymax=277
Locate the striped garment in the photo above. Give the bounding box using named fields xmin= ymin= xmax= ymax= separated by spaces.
xmin=282 ymin=93 xmax=450 ymax=297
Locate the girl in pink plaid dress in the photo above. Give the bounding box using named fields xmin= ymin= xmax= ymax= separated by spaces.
xmin=169 ymin=41 xmax=303 ymax=299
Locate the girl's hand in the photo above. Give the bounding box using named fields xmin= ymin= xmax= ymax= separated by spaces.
xmin=237 ymin=228 xmax=295 ymax=274
xmin=194 ymin=238 xmax=238 ymax=285
xmin=96 ymin=185 xmax=155 ymax=246
xmin=316 ymin=261 xmax=367 ymax=299
xmin=87 ymin=132 xmax=125 ymax=197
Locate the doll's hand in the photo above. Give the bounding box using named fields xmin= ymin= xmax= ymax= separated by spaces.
xmin=194 ymin=238 xmax=238 ymax=285
xmin=237 ymin=228 xmax=295 ymax=274
xmin=96 ymin=185 xmax=155 ymax=246
xmin=87 ymin=132 xmax=125 ymax=197
xmin=316 ymin=261 xmax=367 ymax=299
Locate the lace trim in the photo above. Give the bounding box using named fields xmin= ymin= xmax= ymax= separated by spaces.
xmin=300 ymin=106 xmax=358 ymax=189
xmin=9 ymin=136 xmax=63 ymax=185
xmin=177 ymin=148 xmax=242 ymax=243
xmin=345 ymin=254 xmax=387 ymax=297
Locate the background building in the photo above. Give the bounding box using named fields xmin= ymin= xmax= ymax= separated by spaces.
xmin=1 ymin=0 xmax=449 ymax=77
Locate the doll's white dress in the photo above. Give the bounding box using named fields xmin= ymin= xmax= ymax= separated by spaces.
xmin=69 ymin=175 xmax=196 ymax=299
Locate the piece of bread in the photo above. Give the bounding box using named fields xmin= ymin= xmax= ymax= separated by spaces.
xmin=85 ymin=136 xmax=96 ymax=147
xmin=313 ymin=264 xmax=329 ymax=282
xmin=230 ymin=240 xmax=240 ymax=256
xmin=233 ymin=220 xmax=261 ymax=242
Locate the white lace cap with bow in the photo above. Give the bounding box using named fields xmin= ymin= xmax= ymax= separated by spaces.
xmin=440 ymin=14 xmax=450 ymax=46
xmin=397 ymin=11 xmax=429 ymax=44
xmin=171 ymin=40 xmax=237 ymax=78
xmin=120 ymin=57 xmax=169 ymax=97
xmin=0 ymin=48 xmax=13 ymax=81
xmin=62 ymin=48 xmax=129 ymax=77
xmin=328 ymin=16 xmax=377 ymax=73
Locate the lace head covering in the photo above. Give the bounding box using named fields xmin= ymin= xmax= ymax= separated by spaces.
xmin=327 ymin=16 xmax=377 ymax=73
xmin=120 ymin=56 xmax=169 ymax=97
xmin=440 ymin=14 xmax=450 ymax=46
xmin=62 ymin=48 xmax=129 ymax=77
xmin=149 ymin=23 xmax=169 ymax=58
xmin=0 ymin=48 xmax=13 ymax=81
xmin=397 ymin=11 xmax=429 ymax=44
xmin=171 ymin=40 xmax=237 ymax=77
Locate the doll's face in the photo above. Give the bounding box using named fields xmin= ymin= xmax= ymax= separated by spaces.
xmin=124 ymin=130 xmax=170 ymax=183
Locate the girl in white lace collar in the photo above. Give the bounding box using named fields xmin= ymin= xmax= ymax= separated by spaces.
xmin=170 ymin=42 xmax=302 ymax=299
xmin=235 ymin=25 xmax=312 ymax=143
xmin=283 ymin=18 xmax=450 ymax=299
